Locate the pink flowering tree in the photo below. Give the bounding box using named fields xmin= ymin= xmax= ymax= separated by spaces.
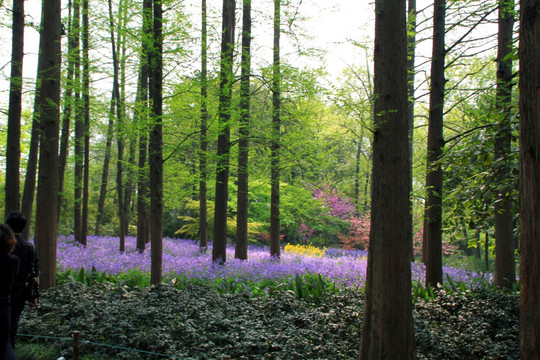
xmin=298 ymin=183 xmax=371 ymax=249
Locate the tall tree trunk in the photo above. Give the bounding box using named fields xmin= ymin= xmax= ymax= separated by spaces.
xmin=212 ymin=0 xmax=236 ymax=264
xmin=407 ymin=0 xmax=417 ymax=262
xmin=20 ymin=91 xmax=41 ymax=241
xmin=149 ymin=0 xmax=164 ymax=284
xmin=518 ymin=0 xmax=540 ymax=356
xmin=58 ymin=0 xmax=75 ymax=222
xmin=119 ymin=0 xmax=132 ymax=240
xmin=235 ymin=0 xmax=252 ymax=260
xmin=137 ymin=0 xmax=152 ymax=251
xmin=72 ymin=0 xmax=83 ymax=244
xmin=424 ymin=0 xmax=446 ymax=289
xmin=34 ymin=0 xmax=62 ymax=289
xmin=359 ymin=0 xmax=415 ymax=357
xmin=4 ymin=0 xmax=24 ymax=216
xmin=108 ymin=0 xmax=126 ymax=251
xmin=198 ymin=0 xmax=209 ymax=252
xmin=270 ymin=0 xmax=281 ymax=259
xmin=95 ymin=91 xmax=115 ymax=235
xmin=81 ymin=0 xmax=90 ymax=246
xmin=494 ymin=0 xmax=515 ymax=289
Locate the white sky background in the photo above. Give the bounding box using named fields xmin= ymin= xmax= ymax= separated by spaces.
xmin=0 ymin=0 xmax=377 ymax=112
xmin=0 ymin=0 xmax=497 ymax=119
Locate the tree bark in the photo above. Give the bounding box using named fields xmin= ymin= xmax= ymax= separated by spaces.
xmin=494 ymin=0 xmax=515 ymax=289
xmin=4 ymin=0 xmax=25 ymax=216
xmin=95 ymin=90 xmax=115 ymax=236
xmin=34 ymin=0 xmax=62 ymax=289
xmin=212 ymin=0 xmax=236 ymax=264
xmin=407 ymin=0 xmax=417 ymax=262
xmin=235 ymin=0 xmax=252 ymax=261
xmin=424 ymin=0 xmax=446 ymax=288
xmin=20 ymin=93 xmax=41 ymax=241
xmin=199 ymin=0 xmax=209 ymax=252
xmin=81 ymin=0 xmax=90 ymax=246
xmin=72 ymin=0 xmax=83 ymax=244
xmin=359 ymin=0 xmax=415 ymax=357
xmin=136 ymin=0 xmax=151 ymax=250
xmin=270 ymin=0 xmax=281 ymax=259
xmin=518 ymin=1 xmax=540 ymax=357
xmin=149 ymin=0 xmax=164 ymax=284
xmin=108 ymin=0 xmax=126 ymax=251
xmin=58 ymin=0 xmax=76 ymax=222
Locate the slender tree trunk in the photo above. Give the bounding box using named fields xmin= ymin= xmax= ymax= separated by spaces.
xmin=407 ymin=0 xmax=417 ymax=262
xmin=81 ymin=0 xmax=90 ymax=246
xmin=135 ymin=4 xmax=151 ymax=249
xmin=519 ymin=1 xmax=540 ymax=357
xmin=20 ymin=92 xmax=41 ymax=241
xmin=270 ymin=0 xmax=281 ymax=259
xmin=108 ymin=0 xmax=126 ymax=251
xmin=359 ymin=0 xmax=415 ymax=357
xmin=235 ymin=0 xmax=252 ymax=260
xmin=4 ymin=0 xmax=24 ymax=216
xmin=354 ymin=140 xmax=361 ymax=211
xmin=95 ymin=91 xmax=115 ymax=235
xmin=72 ymin=0 xmax=83 ymax=244
xmin=119 ymin=0 xmax=132 ymax=240
xmin=212 ymin=0 xmax=236 ymax=264
xmin=58 ymin=0 xmax=75 ymax=222
xmin=149 ymin=0 xmax=164 ymax=284
xmin=137 ymin=0 xmax=152 ymax=251
xmin=485 ymin=232 xmax=489 ymax=272
xmin=475 ymin=228 xmax=481 ymax=259
xmin=198 ymin=0 xmax=209 ymax=252
xmin=424 ymin=0 xmax=446 ymax=289
xmin=34 ymin=0 xmax=62 ymax=289
xmin=494 ymin=0 xmax=515 ymax=289
xmin=136 ymin=0 xmax=151 ymax=249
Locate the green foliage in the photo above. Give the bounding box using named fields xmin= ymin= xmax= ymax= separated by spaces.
xmin=415 ymin=288 xmax=519 ymax=359
xmin=175 ymin=198 xmax=264 ymax=242
xmin=18 ymin=281 xmax=518 ymax=359
xmin=57 ymin=268 xmax=150 ymax=288
xmin=287 ymin=273 xmax=338 ymax=305
xmin=14 ymin=343 xmax=60 ymax=360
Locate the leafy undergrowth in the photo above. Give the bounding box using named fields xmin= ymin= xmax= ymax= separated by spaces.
xmin=18 ymin=281 xmax=519 ymax=359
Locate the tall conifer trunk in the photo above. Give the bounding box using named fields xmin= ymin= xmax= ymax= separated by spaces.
xmin=73 ymin=0 xmax=83 ymax=244
xmin=4 ymin=0 xmax=24 ymax=216
xmin=81 ymin=0 xmax=90 ymax=246
xmin=494 ymin=0 xmax=515 ymax=289
xmin=212 ymin=0 xmax=236 ymax=264
xmin=136 ymin=0 xmax=151 ymax=250
xmin=235 ymin=0 xmax=252 ymax=260
xmin=359 ymin=0 xmax=415 ymax=357
xmin=518 ymin=0 xmax=540 ymax=357
xmin=199 ymin=0 xmax=209 ymax=252
xmin=108 ymin=0 xmax=126 ymax=251
xmin=270 ymin=0 xmax=281 ymax=259
xmin=149 ymin=0 xmax=164 ymax=284
xmin=58 ymin=0 xmax=75 ymax=222
xmin=34 ymin=0 xmax=62 ymax=289
xmin=424 ymin=0 xmax=446 ymax=288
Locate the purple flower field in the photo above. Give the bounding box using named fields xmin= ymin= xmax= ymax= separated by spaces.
xmin=56 ymin=235 xmax=490 ymax=289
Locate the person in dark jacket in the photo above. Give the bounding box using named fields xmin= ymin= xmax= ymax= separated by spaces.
xmin=5 ymin=212 xmax=39 ymax=350
xmin=0 ymin=224 xmax=19 ymax=360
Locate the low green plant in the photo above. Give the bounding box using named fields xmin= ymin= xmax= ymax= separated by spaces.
xmin=287 ymin=273 xmax=338 ymax=304
xmin=18 ymin=281 xmax=519 ymax=359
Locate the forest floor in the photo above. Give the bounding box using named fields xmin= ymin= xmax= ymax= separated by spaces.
xmin=16 ymin=281 xmax=519 ymax=360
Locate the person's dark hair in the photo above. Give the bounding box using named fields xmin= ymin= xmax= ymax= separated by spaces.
xmin=5 ymin=211 xmax=27 ymax=234
xmin=0 ymin=224 xmax=16 ymax=255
